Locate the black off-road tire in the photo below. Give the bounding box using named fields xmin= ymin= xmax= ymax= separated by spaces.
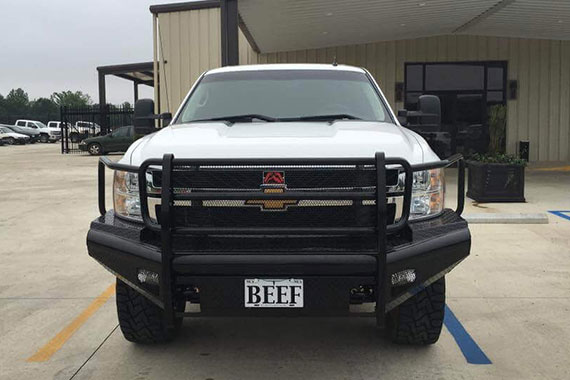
xmin=386 ymin=277 xmax=446 ymax=345
xmin=116 ymin=279 xmax=182 ymax=344
xmin=40 ymin=134 xmax=49 ymax=143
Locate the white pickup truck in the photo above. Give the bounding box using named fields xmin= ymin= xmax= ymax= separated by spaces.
xmin=87 ymin=64 xmax=470 ymax=345
xmin=47 ymin=121 xmax=101 ymax=143
xmin=15 ymin=119 xmax=61 ymax=143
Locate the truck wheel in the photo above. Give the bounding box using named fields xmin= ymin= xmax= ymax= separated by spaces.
xmin=5 ymin=137 xmax=15 ymax=145
xmin=386 ymin=277 xmax=445 ymax=345
xmin=116 ymin=279 xmax=182 ymax=344
xmin=40 ymin=134 xmax=49 ymax=143
xmin=88 ymin=143 xmax=102 ymax=155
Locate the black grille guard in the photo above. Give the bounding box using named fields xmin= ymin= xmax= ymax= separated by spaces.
xmin=98 ymin=153 xmax=465 ymax=231
xmin=97 ymin=153 xmax=465 ymax=326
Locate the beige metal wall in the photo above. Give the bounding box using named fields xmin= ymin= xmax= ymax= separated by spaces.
xmin=242 ymin=35 xmax=570 ymax=162
xmin=154 ymin=10 xmax=257 ymax=113
xmin=155 ymin=8 xmax=221 ymax=113
xmin=156 ymin=18 xmax=570 ymax=161
xmin=239 ymin=28 xmax=259 ymax=65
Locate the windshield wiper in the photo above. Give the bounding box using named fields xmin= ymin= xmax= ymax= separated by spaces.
xmin=190 ymin=114 xmax=277 ymax=124
xmin=280 ymin=114 xmax=363 ymax=122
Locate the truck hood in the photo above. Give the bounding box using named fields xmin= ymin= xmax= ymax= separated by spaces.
xmin=41 ymin=127 xmax=60 ymax=133
xmin=122 ymin=121 xmax=438 ymax=166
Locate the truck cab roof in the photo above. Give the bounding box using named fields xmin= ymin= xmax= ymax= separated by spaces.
xmin=205 ymin=63 xmax=366 ymax=75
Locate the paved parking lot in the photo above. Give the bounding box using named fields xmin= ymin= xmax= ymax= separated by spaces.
xmin=1 ymin=144 xmax=570 ymax=380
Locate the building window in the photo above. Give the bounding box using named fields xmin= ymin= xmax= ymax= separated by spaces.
xmin=404 ymin=61 xmax=507 ymax=156
xmin=405 ymin=65 xmax=423 ymax=91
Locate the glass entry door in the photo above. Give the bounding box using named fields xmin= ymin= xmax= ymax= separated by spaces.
xmin=404 ymin=61 xmax=507 ymax=157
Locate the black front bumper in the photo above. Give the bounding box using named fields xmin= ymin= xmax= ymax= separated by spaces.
xmin=87 ymin=209 xmax=470 ymax=316
xmin=89 ymin=153 xmax=469 ymax=324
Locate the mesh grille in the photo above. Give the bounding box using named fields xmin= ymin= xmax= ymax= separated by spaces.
xmin=148 ymin=164 xmax=400 ymax=232
xmin=152 ymin=167 xmax=399 ymax=190
xmin=156 ymin=202 xmax=396 ymax=229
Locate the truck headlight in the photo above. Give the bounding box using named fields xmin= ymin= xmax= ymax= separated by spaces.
xmin=409 ymin=168 xmax=444 ymax=220
xmin=113 ymin=171 xmax=142 ymax=221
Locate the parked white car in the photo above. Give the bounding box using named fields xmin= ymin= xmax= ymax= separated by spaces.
xmin=0 ymin=126 xmax=30 ymax=145
xmin=72 ymin=121 xmax=101 ymax=143
xmin=2 ymin=124 xmax=41 ymax=143
xmin=15 ymin=119 xmax=61 ymax=143
xmin=74 ymin=121 xmax=101 ymax=135
xmin=48 ymin=121 xmax=101 ymax=143
xmin=47 ymin=121 xmax=72 ymax=130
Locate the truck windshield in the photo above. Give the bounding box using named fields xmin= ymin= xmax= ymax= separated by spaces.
xmin=176 ymin=70 xmax=392 ymax=124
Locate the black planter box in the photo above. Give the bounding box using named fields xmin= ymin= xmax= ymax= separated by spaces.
xmin=466 ymin=161 xmax=525 ymax=203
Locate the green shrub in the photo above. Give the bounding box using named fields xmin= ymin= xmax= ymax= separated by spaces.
xmin=488 ymin=104 xmax=506 ymax=155
xmin=468 ymin=104 xmax=526 ymax=166
xmin=469 ymin=153 xmax=527 ymax=166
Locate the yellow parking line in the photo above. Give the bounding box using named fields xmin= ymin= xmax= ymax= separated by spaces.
xmin=26 ymin=283 xmax=115 ymax=363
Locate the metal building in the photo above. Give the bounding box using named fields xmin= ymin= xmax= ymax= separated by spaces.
xmin=150 ymin=0 xmax=570 ymax=162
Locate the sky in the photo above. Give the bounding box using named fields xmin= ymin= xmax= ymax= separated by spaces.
xmin=0 ymin=0 xmax=181 ymax=104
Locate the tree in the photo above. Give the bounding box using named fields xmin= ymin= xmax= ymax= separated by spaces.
xmin=0 ymin=94 xmax=7 ymax=123
xmin=51 ymin=91 xmax=92 ymax=108
xmin=30 ymin=97 xmax=59 ymax=121
xmin=5 ymin=88 xmax=30 ymax=115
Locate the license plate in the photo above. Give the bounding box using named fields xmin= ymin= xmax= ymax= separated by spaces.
xmin=244 ymin=279 xmax=303 ymax=308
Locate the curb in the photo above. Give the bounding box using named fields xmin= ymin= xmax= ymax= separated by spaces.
xmin=463 ymin=213 xmax=549 ymax=224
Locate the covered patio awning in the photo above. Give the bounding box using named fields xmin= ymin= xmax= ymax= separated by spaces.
xmin=237 ymin=0 xmax=570 ymax=54
xmin=96 ymin=62 xmax=155 ymax=106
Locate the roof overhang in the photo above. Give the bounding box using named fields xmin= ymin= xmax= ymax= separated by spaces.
xmin=96 ymin=62 xmax=155 ymax=86
xmin=150 ymin=0 xmax=220 ymax=14
xmin=237 ymin=0 xmax=570 ymax=53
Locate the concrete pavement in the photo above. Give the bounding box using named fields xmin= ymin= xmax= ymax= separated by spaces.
xmin=1 ymin=144 xmax=569 ymax=380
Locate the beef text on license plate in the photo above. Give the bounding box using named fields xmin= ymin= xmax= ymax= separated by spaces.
xmin=244 ymin=279 xmax=303 ymax=308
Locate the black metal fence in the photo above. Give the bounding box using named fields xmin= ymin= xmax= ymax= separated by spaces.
xmin=60 ymin=105 xmax=134 ymax=153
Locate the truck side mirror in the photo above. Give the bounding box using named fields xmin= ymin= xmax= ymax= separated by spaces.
xmin=397 ymin=109 xmax=408 ymax=126
xmin=417 ymin=95 xmax=441 ymax=127
xmin=133 ymin=99 xmax=173 ymax=135
xmin=133 ymin=99 xmax=156 ymax=135
xmin=160 ymin=112 xmax=173 ymax=126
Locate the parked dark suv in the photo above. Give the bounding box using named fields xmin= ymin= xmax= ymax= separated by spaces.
xmin=79 ymin=126 xmax=135 ymax=155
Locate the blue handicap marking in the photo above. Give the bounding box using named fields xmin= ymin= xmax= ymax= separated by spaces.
xmin=548 ymin=211 xmax=570 ymax=221
xmin=444 ymin=305 xmax=492 ymax=365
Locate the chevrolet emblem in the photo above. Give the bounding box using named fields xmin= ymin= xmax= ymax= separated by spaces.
xmin=245 ymin=188 xmax=299 ymax=211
